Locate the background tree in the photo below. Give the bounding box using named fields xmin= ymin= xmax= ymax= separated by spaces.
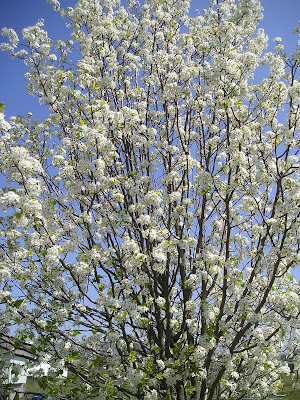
xmin=0 ymin=0 xmax=300 ymax=399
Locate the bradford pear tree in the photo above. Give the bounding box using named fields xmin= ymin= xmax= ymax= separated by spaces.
xmin=0 ymin=0 xmax=300 ymax=399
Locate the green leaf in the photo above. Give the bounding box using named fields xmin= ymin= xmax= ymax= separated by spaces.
xmin=15 ymin=210 xmax=23 ymax=219
xmin=129 ymin=351 xmax=136 ymax=363
xmin=156 ymin=372 xmax=163 ymax=380
xmin=12 ymin=299 xmax=24 ymax=308
xmin=0 ymin=102 xmax=4 ymax=113
xmin=176 ymin=342 xmax=183 ymax=351
xmin=145 ymin=360 xmax=155 ymax=373
xmin=185 ymin=386 xmax=195 ymax=394
xmin=92 ymin=82 xmax=100 ymax=90
xmin=65 ymin=350 xmax=79 ymax=362
xmin=151 ymin=345 xmax=160 ymax=352
xmin=40 ymin=249 xmax=47 ymax=257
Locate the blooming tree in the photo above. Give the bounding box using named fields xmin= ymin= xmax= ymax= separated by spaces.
xmin=0 ymin=0 xmax=300 ymax=399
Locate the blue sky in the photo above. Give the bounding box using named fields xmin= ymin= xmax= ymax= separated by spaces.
xmin=0 ymin=0 xmax=299 ymax=280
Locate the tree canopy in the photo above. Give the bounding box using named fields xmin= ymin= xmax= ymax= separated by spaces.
xmin=0 ymin=0 xmax=299 ymax=399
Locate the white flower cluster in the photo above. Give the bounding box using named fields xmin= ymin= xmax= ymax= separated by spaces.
xmin=0 ymin=113 xmax=11 ymax=131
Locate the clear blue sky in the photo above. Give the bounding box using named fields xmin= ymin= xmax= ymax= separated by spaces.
xmin=0 ymin=0 xmax=299 ymax=280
